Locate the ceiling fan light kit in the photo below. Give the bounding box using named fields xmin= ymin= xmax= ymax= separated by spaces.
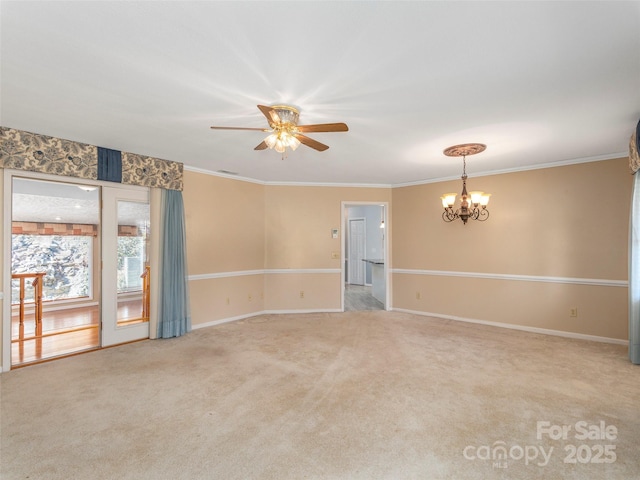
xmin=261 ymin=106 xmax=301 ymax=154
xmin=440 ymin=143 xmax=491 ymax=224
xmin=210 ymin=104 xmax=348 ymax=158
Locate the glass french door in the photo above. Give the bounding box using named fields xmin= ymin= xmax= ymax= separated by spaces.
xmin=9 ymin=176 xmax=101 ymax=366
xmin=101 ymin=186 xmax=150 ymax=346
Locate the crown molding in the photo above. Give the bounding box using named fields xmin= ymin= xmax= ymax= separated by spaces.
xmin=183 ymin=165 xmax=266 ymax=185
xmin=263 ymin=181 xmax=392 ymax=188
xmin=185 ymin=152 xmax=628 ymax=188
xmin=391 ymin=152 xmax=629 ymax=187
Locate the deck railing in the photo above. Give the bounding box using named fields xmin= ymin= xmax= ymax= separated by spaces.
xmin=12 ymin=267 xmax=151 ymax=340
xmin=11 ymin=273 xmax=45 ymax=342
xmin=141 ymin=265 xmax=151 ymax=321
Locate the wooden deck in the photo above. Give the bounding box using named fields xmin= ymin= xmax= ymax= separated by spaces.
xmin=11 ymin=299 xmax=145 ymax=367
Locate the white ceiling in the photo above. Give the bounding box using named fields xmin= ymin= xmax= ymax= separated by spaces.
xmin=12 ymin=178 xmax=149 ymax=226
xmin=1 ymin=1 xmax=639 ymax=186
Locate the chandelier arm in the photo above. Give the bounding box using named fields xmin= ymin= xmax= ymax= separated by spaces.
xmin=442 ymin=209 xmax=457 ymax=222
xmin=477 ymin=209 xmax=490 ymax=221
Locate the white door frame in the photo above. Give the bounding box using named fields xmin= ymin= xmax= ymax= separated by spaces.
xmin=2 ymin=169 xmax=105 ymax=369
xmin=1 ymin=169 xmax=152 ymax=370
xmin=101 ymin=185 xmax=150 ymax=347
xmin=341 ymin=201 xmax=390 ymax=312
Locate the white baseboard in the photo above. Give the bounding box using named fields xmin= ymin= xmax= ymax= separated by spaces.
xmin=191 ymin=312 xmax=262 ymax=330
xmin=392 ymin=308 xmax=628 ymax=346
xmin=191 ymin=308 xmax=343 ymax=330
xmin=264 ymin=308 xmax=343 ymax=315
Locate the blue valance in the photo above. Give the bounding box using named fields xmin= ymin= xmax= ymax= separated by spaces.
xmin=97 ymin=147 xmax=122 ymax=183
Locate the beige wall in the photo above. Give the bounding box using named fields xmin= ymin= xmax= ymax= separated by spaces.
xmin=264 ymin=185 xmax=391 ymax=269
xmin=264 ymin=273 xmax=342 ymax=311
xmin=182 ymin=171 xmax=266 ymax=325
xmin=392 ymin=158 xmax=632 ymax=340
xmin=184 ymin=171 xmax=265 ymax=275
xmin=183 ymin=178 xmax=392 ymax=324
xmin=264 ymin=185 xmax=391 ymax=311
xmin=189 ymin=274 xmax=265 ymax=323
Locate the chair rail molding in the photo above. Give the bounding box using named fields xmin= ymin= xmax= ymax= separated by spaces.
xmin=391 ymin=268 xmax=627 ymax=287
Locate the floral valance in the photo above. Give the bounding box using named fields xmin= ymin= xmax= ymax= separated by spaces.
xmin=123 ymin=152 xmax=183 ymax=190
xmin=631 ymin=121 xmax=640 ymax=174
xmin=0 ymin=127 xmax=183 ymax=191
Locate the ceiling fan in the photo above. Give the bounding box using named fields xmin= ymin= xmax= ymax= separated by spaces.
xmin=210 ymin=105 xmax=348 ymax=154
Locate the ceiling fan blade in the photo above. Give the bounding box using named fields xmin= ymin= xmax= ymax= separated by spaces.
xmin=257 ymin=105 xmax=280 ymax=125
xmin=254 ymin=141 xmax=268 ymax=150
xmin=294 ymin=134 xmax=329 ymax=152
xmin=210 ymin=126 xmax=270 ymax=132
xmin=296 ymin=123 xmax=349 ymax=133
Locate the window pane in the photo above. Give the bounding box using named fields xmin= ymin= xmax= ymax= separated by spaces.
xmin=12 ymin=235 xmax=92 ymax=302
xmin=116 ymin=200 xmax=150 ymax=325
xmin=117 ymin=236 xmax=145 ymax=293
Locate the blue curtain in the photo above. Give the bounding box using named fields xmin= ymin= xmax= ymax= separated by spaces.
xmin=157 ymin=189 xmax=191 ymax=338
xmin=630 ymin=173 xmax=640 ymax=364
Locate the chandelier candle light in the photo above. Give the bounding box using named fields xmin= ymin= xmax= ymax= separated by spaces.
xmin=440 ymin=143 xmax=491 ymax=224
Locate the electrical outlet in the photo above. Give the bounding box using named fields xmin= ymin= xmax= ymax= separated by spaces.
xmin=226 ymin=297 xmax=230 ymax=305
xmin=300 ymin=290 xmax=304 ymax=299
xmin=248 ymin=293 xmax=252 ymax=302
xmin=570 ymin=307 xmax=578 ymax=317
xmin=416 ymin=292 xmax=421 ymax=300
xmin=331 ymin=252 xmax=339 ymax=259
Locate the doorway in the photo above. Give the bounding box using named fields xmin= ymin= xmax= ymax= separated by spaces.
xmin=10 ymin=177 xmax=100 ymax=365
xmin=342 ymin=202 xmax=388 ymax=311
xmin=4 ymin=173 xmax=151 ymax=368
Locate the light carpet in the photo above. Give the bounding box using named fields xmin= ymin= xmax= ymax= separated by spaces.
xmin=1 ymin=311 xmax=639 ymax=479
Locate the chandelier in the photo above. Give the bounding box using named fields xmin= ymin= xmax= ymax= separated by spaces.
xmin=263 ymin=106 xmax=301 ymax=155
xmin=440 ymin=143 xmax=491 ymax=224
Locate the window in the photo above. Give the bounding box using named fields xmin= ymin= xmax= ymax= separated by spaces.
xmin=117 ymin=235 xmax=146 ymax=293
xmin=11 ymin=234 xmax=92 ymax=302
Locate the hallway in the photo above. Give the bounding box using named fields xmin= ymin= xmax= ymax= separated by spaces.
xmin=344 ymin=284 xmax=384 ymax=311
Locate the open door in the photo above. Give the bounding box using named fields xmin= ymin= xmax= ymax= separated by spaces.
xmin=348 ymin=218 xmax=366 ymax=285
xmin=101 ymin=186 xmax=150 ymax=346
xmin=8 ymin=176 xmax=101 ymax=366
